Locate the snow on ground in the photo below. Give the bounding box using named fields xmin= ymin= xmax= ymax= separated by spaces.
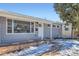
xmin=3 ymin=39 xmax=79 ymax=56
xmin=55 ymin=39 xmax=79 ymax=56
xmin=3 ymin=44 xmax=53 ymax=56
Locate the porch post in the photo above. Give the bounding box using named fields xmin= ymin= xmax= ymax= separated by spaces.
xmin=50 ymin=24 xmax=53 ymax=40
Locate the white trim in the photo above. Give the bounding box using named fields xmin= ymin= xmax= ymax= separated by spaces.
xmin=12 ymin=20 xmax=14 ymax=33
xmin=6 ymin=17 xmax=7 ymax=34
xmin=34 ymin=22 xmax=36 ymax=34
xmin=0 ymin=10 xmax=56 ymax=24
xmin=6 ymin=18 xmax=35 ymax=35
xmin=50 ymin=24 xmax=53 ymax=40
xmin=41 ymin=23 xmax=44 ymax=40
xmin=30 ymin=21 xmax=35 ymax=33
xmin=6 ymin=33 xmax=35 ymax=35
xmin=30 ymin=21 xmax=31 ymax=33
xmin=6 ymin=18 xmax=14 ymax=34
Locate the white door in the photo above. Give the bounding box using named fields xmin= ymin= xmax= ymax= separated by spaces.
xmin=38 ymin=27 xmax=42 ymax=38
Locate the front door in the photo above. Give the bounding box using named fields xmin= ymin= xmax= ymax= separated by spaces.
xmin=38 ymin=27 xmax=42 ymax=38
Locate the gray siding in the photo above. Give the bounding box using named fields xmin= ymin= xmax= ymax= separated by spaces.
xmin=0 ymin=17 xmax=1 ymax=44
xmin=0 ymin=16 xmax=40 ymax=44
xmin=44 ymin=24 xmax=50 ymax=39
xmin=62 ymin=24 xmax=72 ymax=38
xmin=3 ymin=34 xmax=37 ymax=44
xmin=52 ymin=25 xmax=62 ymax=38
xmin=0 ymin=16 xmax=72 ymax=45
xmin=0 ymin=16 xmax=6 ymax=44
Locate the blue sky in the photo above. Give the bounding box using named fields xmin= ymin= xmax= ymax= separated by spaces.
xmin=0 ymin=3 xmax=60 ymax=21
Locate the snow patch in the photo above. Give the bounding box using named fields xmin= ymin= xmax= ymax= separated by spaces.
xmin=3 ymin=39 xmax=79 ymax=56
xmin=58 ymin=39 xmax=79 ymax=56
xmin=4 ymin=44 xmax=53 ymax=56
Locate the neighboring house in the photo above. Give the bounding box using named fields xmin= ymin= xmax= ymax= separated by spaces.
xmin=0 ymin=10 xmax=72 ymax=45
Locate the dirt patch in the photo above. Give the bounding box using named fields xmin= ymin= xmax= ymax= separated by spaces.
xmin=42 ymin=42 xmax=61 ymax=56
xmin=0 ymin=40 xmax=44 ymax=55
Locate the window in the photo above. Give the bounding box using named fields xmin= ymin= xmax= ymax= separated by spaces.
xmin=35 ymin=28 xmax=38 ymax=31
xmin=39 ymin=24 xmax=41 ymax=27
xmin=7 ymin=19 xmax=12 ymax=33
xmin=35 ymin=22 xmax=39 ymax=27
xmin=53 ymin=25 xmax=56 ymax=27
xmin=65 ymin=28 xmax=69 ymax=31
xmin=48 ymin=24 xmax=50 ymax=27
xmin=65 ymin=23 xmax=69 ymax=26
xmin=14 ymin=20 xmax=30 ymax=33
xmin=57 ymin=25 xmax=59 ymax=28
xmin=7 ymin=19 xmax=34 ymax=33
xmin=31 ymin=22 xmax=34 ymax=32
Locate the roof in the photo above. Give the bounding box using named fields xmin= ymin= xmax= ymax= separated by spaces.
xmin=0 ymin=10 xmax=62 ymax=24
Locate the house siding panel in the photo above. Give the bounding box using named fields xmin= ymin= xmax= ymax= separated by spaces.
xmin=0 ymin=16 xmax=6 ymax=44
xmin=0 ymin=10 xmax=73 ymax=45
xmin=0 ymin=16 xmax=40 ymax=44
xmin=43 ymin=24 xmax=50 ymax=39
xmin=0 ymin=17 xmax=2 ymax=44
xmin=62 ymin=24 xmax=72 ymax=38
xmin=52 ymin=25 xmax=62 ymax=38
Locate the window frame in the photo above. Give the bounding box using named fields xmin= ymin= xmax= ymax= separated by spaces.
xmin=64 ymin=27 xmax=69 ymax=31
xmin=7 ymin=19 xmax=12 ymax=33
xmin=14 ymin=20 xmax=30 ymax=33
xmin=57 ymin=25 xmax=59 ymax=28
xmin=6 ymin=18 xmax=35 ymax=35
xmin=52 ymin=24 xmax=56 ymax=27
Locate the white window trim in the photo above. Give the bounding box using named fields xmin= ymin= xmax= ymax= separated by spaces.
xmin=6 ymin=18 xmax=35 ymax=35
xmin=12 ymin=20 xmax=14 ymax=33
xmin=34 ymin=22 xmax=36 ymax=34
xmin=30 ymin=21 xmax=32 ymax=33
xmin=6 ymin=18 xmax=8 ymax=34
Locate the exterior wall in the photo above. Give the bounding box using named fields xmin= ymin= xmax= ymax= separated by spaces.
xmin=38 ymin=27 xmax=43 ymax=38
xmin=52 ymin=24 xmax=62 ymax=38
xmin=52 ymin=28 xmax=61 ymax=38
xmin=62 ymin=23 xmax=72 ymax=38
xmin=0 ymin=11 xmax=73 ymax=45
xmin=0 ymin=16 xmax=6 ymax=44
xmin=43 ymin=24 xmax=50 ymax=39
xmin=0 ymin=17 xmax=2 ymax=44
xmin=3 ymin=34 xmax=37 ymax=44
xmin=0 ymin=16 xmax=40 ymax=44
xmin=0 ymin=18 xmax=1 ymax=43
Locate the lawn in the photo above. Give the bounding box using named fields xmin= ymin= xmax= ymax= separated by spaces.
xmin=2 ymin=39 xmax=79 ymax=56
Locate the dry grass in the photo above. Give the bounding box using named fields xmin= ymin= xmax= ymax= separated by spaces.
xmin=0 ymin=40 xmax=44 ymax=55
